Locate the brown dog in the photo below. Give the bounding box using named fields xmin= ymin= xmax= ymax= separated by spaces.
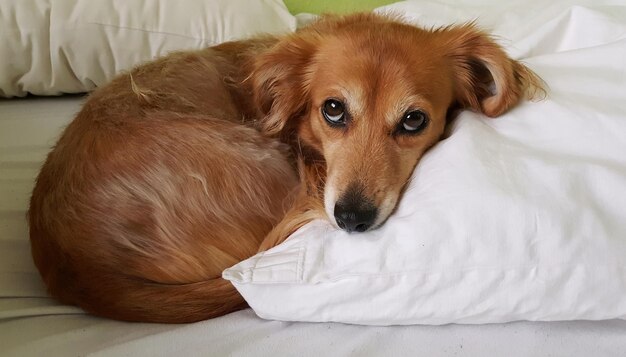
xmin=29 ymin=13 xmax=542 ymax=323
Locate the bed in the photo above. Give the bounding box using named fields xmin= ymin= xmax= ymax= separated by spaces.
xmin=2 ymin=0 xmax=626 ymax=356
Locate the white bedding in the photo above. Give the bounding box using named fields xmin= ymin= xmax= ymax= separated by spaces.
xmin=2 ymin=0 xmax=626 ymax=355
xmin=0 ymin=0 xmax=295 ymax=97
xmin=1 ymin=79 xmax=625 ymax=357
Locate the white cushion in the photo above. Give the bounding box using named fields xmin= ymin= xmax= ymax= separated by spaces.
xmin=0 ymin=0 xmax=295 ymax=97
xmin=223 ymin=1 xmax=626 ymax=325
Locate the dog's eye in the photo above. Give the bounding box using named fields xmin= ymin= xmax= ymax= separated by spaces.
xmin=399 ymin=110 xmax=428 ymax=134
xmin=322 ymin=99 xmax=346 ymax=126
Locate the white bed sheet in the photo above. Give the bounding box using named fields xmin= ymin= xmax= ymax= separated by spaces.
xmin=2 ymin=96 xmax=626 ymax=357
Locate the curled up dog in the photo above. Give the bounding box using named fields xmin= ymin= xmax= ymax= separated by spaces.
xmin=28 ymin=13 xmax=543 ymax=323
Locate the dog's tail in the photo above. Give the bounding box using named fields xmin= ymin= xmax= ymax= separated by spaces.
xmin=75 ymin=275 xmax=246 ymax=323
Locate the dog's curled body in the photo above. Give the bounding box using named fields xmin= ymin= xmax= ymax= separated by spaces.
xmin=28 ymin=39 xmax=299 ymax=323
xmin=29 ymin=13 xmax=543 ymax=323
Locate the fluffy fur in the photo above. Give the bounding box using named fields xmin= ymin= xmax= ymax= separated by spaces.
xmin=29 ymin=13 xmax=543 ymax=323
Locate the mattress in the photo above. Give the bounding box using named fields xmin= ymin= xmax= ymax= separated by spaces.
xmin=1 ymin=97 xmax=626 ymax=357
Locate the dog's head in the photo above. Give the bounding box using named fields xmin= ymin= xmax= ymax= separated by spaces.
xmin=252 ymin=13 xmax=543 ymax=232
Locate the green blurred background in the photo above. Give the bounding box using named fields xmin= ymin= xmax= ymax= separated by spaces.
xmin=283 ymin=0 xmax=398 ymax=14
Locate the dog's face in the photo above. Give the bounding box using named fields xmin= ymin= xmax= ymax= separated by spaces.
xmin=304 ymin=35 xmax=453 ymax=231
xmin=252 ymin=14 xmax=542 ymax=232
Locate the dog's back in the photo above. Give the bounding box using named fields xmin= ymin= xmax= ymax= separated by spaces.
xmin=28 ymin=41 xmax=298 ymax=323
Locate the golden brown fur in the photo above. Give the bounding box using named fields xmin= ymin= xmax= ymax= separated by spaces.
xmin=29 ymin=13 xmax=543 ymax=323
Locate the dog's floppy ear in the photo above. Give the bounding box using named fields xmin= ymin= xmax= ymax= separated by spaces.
xmin=250 ymin=34 xmax=318 ymax=137
xmin=440 ymin=24 xmax=544 ymax=117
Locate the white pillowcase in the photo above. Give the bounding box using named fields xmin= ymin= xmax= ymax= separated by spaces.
xmin=0 ymin=0 xmax=295 ymax=97
xmin=223 ymin=1 xmax=626 ymax=325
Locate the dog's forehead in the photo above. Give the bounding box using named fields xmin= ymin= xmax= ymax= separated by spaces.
xmin=311 ymin=35 xmax=446 ymax=125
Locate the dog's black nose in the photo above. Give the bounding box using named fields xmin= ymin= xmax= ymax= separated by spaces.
xmin=334 ymin=203 xmax=377 ymax=232
xmin=334 ymin=191 xmax=378 ymax=233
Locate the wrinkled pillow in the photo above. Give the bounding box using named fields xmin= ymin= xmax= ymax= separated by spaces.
xmin=0 ymin=0 xmax=295 ymax=97
xmin=223 ymin=1 xmax=626 ymax=325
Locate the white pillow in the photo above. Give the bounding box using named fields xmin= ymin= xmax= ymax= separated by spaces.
xmin=223 ymin=1 xmax=626 ymax=325
xmin=0 ymin=0 xmax=295 ymax=97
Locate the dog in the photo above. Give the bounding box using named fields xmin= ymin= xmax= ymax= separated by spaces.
xmin=28 ymin=13 xmax=543 ymax=323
